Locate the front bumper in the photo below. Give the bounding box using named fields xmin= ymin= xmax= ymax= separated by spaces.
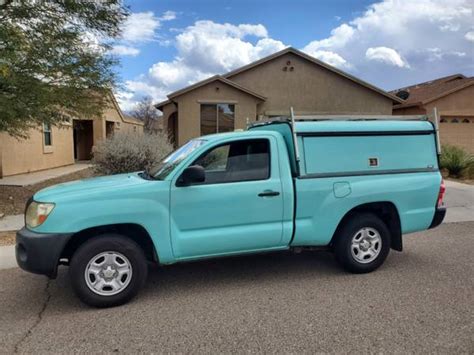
xmin=429 ymin=207 xmax=446 ymax=229
xmin=16 ymin=228 xmax=72 ymax=278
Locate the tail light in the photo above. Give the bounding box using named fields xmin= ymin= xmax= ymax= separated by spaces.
xmin=437 ymin=179 xmax=446 ymax=208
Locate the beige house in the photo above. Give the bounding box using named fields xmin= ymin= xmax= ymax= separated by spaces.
xmin=0 ymin=93 xmax=143 ymax=178
xmin=156 ymin=47 xmax=403 ymax=147
xmin=393 ymin=74 xmax=474 ymax=153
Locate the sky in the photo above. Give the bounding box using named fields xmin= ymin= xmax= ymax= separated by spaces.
xmin=113 ymin=0 xmax=474 ymax=111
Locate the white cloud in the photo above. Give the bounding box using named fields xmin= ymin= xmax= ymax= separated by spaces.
xmin=366 ymin=47 xmax=410 ymax=68
xmin=118 ymin=20 xmax=286 ymax=110
xmin=305 ymin=49 xmax=351 ymax=69
xmin=111 ymin=10 xmax=177 ymax=58
xmin=301 ymin=0 xmax=474 ymax=88
xmin=176 ymin=21 xmax=284 ymax=73
xmin=304 ymin=24 xmax=355 ymax=51
xmin=302 ymin=23 xmax=354 ymax=68
xmin=148 ymin=60 xmax=211 ymax=88
xmin=159 ymin=10 xmax=177 ymax=21
xmin=119 ymin=10 xmax=177 ymax=44
xmin=116 ymin=80 xmax=169 ymax=112
xmin=109 ymin=45 xmax=140 ymax=56
xmin=121 ymin=12 xmax=160 ymax=42
xmin=426 ymin=47 xmax=467 ymax=61
xmin=116 ymin=1 xmax=474 ymax=111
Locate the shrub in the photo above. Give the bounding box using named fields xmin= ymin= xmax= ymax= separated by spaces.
xmin=92 ymin=131 xmax=173 ymax=175
xmin=439 ymin=144 xmax=474 ymax=178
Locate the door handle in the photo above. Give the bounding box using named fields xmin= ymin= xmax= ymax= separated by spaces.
xmin=258 ymin=190 xmax=280 ymax=197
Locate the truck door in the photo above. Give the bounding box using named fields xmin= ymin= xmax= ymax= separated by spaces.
xmin=170 ymin=137 xmax=284 ymax=259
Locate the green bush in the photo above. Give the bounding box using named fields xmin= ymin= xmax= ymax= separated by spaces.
xmin=92 ymin=131 xmax=173 ymax=175
xmin=439 ymin=144 xmax=474 ymax=178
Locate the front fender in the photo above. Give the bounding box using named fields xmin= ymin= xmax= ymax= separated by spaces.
xmin=31 ymin=182 xmax=175 ymax=264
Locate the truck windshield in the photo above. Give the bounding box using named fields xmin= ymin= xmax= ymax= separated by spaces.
xmin=148 ymin=139 xmax=206 ymax=180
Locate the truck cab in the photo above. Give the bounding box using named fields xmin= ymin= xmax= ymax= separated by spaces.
xmin=16 ymin=116 xmax=446 ymax=307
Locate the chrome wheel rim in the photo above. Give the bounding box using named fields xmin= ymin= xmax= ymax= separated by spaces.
xmin=84 ymin=251 xmax=133 ymax=296
xmin=350 ymin=227 xmax=382 ymax=264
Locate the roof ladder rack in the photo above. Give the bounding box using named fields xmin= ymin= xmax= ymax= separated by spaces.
xmin=292 ymin=114 xmax=429 ymax=121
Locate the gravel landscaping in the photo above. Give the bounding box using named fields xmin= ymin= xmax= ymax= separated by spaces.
xmin=0 ymin=231 xmax=15 ymax=246
xmin=0 ymin=168 xmax=95 ymax=216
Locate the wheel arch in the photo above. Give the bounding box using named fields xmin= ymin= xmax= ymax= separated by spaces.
xmin=60 ymin=223 xmax=159 ymax=264
xmin=331 ymin=201 xmax=403 ymax=251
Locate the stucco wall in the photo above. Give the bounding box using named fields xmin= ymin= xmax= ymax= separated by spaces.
xmin=438 ymin=116 xmax=474 ymax=153
xmin=0 ymin=95 xmax=144 ymax=177
xmin=227 ymin=52 xmax=394 ymax=116
xmin=95 ymin=102 xmax=143 ymax=137
xmin=424 ymin=85 xmax=474 ymax=153
xmin=0 ymin=124 xmax=74 ymax=177
xmin=173 ymin=81 xmax=261 ymax=145
xmin=392 ymin=106 xmax=427 ymax=115
xmin=120 ymin=121 xmax=144 ymax=134
xmin=394 ymin=85 xmax=474 ymax=153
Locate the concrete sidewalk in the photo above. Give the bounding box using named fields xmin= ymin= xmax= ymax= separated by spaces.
xmin=0 ymin=245 xmax=16 ymax=270
xmin=0 ymin=163 xmax=92 ymax=186
xmin=0 ymin=214 xmax=24 ymax=232
xmin=444 ymin=180 xmax=474 ymax=223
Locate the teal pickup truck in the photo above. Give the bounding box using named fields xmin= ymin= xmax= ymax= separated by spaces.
xmin=16 ymin=116 xmax=446 ymax=307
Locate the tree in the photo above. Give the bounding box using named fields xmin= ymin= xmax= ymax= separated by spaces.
xmin=0 ymin=1 xmax=128 ymax=137
xmin=131 ymin=96 xmax=161 ymax=133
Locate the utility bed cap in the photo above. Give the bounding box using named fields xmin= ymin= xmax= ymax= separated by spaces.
xmin=294 ymin=120 xmax=434 ymax=134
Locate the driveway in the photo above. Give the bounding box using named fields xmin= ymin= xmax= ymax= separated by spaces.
xmin=0 ymin=222 xmax=473 ymax=353
xmin=444 ymin=180 xmax=474 ymax=223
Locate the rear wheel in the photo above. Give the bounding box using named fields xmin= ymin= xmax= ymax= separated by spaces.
xmin=334 ymin=213 xmax=391 ymax=273
xmin=70 ymin=234 xmax=148 ymax=307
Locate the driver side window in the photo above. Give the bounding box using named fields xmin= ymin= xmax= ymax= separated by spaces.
xmin=193 ymin=139 xmax=270 ymax=184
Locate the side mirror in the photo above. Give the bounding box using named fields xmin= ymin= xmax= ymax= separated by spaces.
xmin=177 ymin=165 xmax=205 ymax=186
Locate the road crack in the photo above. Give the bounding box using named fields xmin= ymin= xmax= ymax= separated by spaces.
xmin=13 ymin=278 xmax=51 ymax=354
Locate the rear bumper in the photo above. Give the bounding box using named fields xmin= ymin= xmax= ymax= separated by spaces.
xmin=429 ymin=207 xmax=446 ymax=229
xmin=16 ymin=228 xmax=72 ymax=279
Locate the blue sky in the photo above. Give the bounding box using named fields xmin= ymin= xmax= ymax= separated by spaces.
xmin=114 ymin=0 xmax=474 ymax=111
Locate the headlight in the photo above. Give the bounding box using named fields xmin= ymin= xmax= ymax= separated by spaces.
xmin=25 ymin=201 xmax=55 ymax=228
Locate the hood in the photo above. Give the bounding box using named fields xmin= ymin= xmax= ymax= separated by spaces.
xmin=34 ymin=172 xmax=156 ymax=202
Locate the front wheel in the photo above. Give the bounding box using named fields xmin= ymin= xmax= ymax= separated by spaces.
xmin=333 ymin=213 xmax=391 ymax=273
xmin=69 ymin=234 xmax=148 ymax=307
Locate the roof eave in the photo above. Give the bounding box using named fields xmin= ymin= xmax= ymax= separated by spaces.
xmin=166 ymin=75 xmax=267 ymax=101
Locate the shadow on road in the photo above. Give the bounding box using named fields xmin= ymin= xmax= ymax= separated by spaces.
xmin=48 ymin=248 xmax=411 ymax=313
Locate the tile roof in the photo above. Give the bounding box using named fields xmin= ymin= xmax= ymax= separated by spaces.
xmin=392 ymin=74 xmax=474 ymax=107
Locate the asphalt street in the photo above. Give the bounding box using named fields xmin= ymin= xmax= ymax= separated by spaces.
xmin=1 ymin=222 xmax=473 ymax=353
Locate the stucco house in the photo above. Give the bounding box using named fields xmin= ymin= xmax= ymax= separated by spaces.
xmin=0 ymin=93 xmax=143 ymax=178
xmin=156 ymin=47 xmax=403 ymax=147
xmin=393 ymin=74 xmax=474 ymax=153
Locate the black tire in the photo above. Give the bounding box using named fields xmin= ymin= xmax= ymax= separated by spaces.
xmin=333 ymin=213 xmax=391 ymax=274
xmin=69 ymin=234 xmax=148 ymax=308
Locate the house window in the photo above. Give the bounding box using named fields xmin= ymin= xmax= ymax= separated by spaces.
xmin=200 ymin=104 xmax=235 ymax=135
xmin=43 ymin=123 xmax=52 ymax=146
